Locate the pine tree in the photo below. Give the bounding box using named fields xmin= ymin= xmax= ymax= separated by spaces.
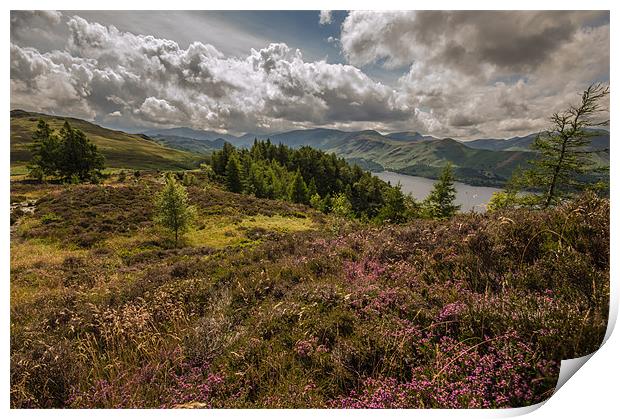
xmin=155 ymin=174 xmax=196 ymax=247
xmin=225 ymin=154 xmax=243 ymax=193
xmin=28 ymin=119 xmax=61 ymax=180
xmin=514 ymin=83 xmax=609 ymax=208
xmin=212 ymin=142 xmax=235 ymax=176
xmin=57 ymin=121 xmax=105 ymax=181
xmin=307 ymin=178 xmax=318 ymax=198
xmin=28 ymin=119 xmax=104 ymax=181
xmin=288 ymin=169 xmax=309 ymax=204
xmin=423 ymin=163 xmax=460 ymax=219
xmin=376 ymin=183 xmax=408 ymax=223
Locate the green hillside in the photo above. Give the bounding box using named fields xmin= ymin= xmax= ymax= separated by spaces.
xmin=150 ymin=134 xmax=222 ymax=154
xmin=239 ymin=129 xmax=537 ymax=186
xmin=10 ymin=110 xmax=202 ymax=172
xmin=327 ymin=136 xmax=535 ymax=186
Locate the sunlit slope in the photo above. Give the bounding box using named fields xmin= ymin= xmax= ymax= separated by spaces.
xmin=11 ymin=110 xmax=202 ymax=171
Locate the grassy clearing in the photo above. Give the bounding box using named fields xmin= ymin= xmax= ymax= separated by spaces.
xmin=188 ymin=214 xmax=315 ymax=248
xmin=10 ymin=239 xmax=87 ymax=272
xmin=10 ymin=165 xmax=29 ymax=177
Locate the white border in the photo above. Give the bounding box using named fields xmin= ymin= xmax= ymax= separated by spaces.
xmin=3 ymin=1 xmax=617 ymax=418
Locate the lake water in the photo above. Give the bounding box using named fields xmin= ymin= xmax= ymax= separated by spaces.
xmin=373 ymin=171 xmax=503 ymax=213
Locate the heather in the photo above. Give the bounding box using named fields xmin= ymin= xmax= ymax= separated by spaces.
xmin=10 ymin=173 xmax=608 ymax=408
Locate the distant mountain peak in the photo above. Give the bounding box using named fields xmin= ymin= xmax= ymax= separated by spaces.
xmin=386 ymin=131 xmax=435 ymax=142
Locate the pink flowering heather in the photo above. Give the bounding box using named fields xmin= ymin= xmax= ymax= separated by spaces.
xmin=330 ymin=335 xmax=558 ymax=408
xmin=343 ymin=257 xmax=386 ymax=284
xmin=68 ymin=347 xmax=223 ymax=409
xmin=294 ymin=337 xmax=319 ymax=358
xmin=437 ymin=302 xmax=467 ymax=321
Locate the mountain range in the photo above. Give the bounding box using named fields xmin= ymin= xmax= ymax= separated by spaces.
xmin=143 ymin=125 xmax=610 ymax=186
xmin=10 ymin=110 xmax=610 ymax=186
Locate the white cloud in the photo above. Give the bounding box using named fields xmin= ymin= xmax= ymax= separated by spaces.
xmin=11 ymin=15 xmax=409 ymax=134
xmin=136 ymin=97 xmax=186 ymax=124
xmin=9 ymin=11 xmax=610 ymax=139
xmin=319 ymin=11 xmax=332 ymax=25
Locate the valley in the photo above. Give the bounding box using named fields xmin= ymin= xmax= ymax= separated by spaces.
xmin=11 ymin=110 xmax=610 ymax=189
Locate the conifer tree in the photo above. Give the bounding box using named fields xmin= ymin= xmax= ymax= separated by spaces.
xmin=423 ymin=163 xmax=460 ymax=219
xmin=307 ymin=178 xmax=318 ymax=198
xmin=28 ymin=120 xmax=61 ymax=180
xmin=28 ymin=119 xmax=104 ymax=181
xmin=225 ymin=154 xmax=243 ymax=193
xmin=288 ymin=169 xmax=309 ymax=204
xmin=514 ymin=83 xmax=609 ymax=208
xmin=155 ymin=174 xmax=196 ymax=247
xmin=376 ymin=183 xmax=408 ymax=223
xmin=57 ymin=121 xmax=105 ymax=181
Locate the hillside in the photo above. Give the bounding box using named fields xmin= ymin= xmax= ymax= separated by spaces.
xmin=142 ymin=126 xmax=238 ymax=143
xmin=144 ymin=126 xmax=537 ymax=186
xmin=385 ymin=131 xmax=439 ymax=142
xmin=327 ymin=137 xmax=535 ymax=186
xmin=10 ymin=110 xmax=202 ymax=172
xmin=10 ymin=174 xmax=609 ymax=408
xmin=127 ymin=123 xmax=610 ymax=187
xmin=465 ymin=129 xmax=610 ymax=152
xmin=150 ymin=134 xmax=224 ymax=154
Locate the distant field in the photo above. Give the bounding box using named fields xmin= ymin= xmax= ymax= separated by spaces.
xmin=10 ymin=110 xmax=204 ymax=171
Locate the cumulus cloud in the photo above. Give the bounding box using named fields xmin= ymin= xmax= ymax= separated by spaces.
xmin=340 ymin=10 xmax=609 ymax=138
xmin=9 ymin=11 xmax=610 ymax=139
xmin=319 ymin=11 xmax=332 ymax=25
xmin=10 ymin=43 xmax=96 ymax=119
xmin=13 ymin=10 xmax=62 ymax=25
xmin=11 ymin=14 xmax=408 ymax=134
xmin=136 ymin=97 xmax=186 ymax=124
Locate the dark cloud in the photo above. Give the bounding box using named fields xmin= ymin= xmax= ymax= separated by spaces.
xmin=10 ymin=11 xmax=610 ymax=139
xmin=342 ymin=11 xmax=609 ymax=138
xmin=341 ymin=11 xmax=608 ymax=73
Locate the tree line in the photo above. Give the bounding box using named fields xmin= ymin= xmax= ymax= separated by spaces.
xmin=208 ymin=140 xmax=421 ymax=222
xmin=26 ymin=83 xmax=608 ymax=249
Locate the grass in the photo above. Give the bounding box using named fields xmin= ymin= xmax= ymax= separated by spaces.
xmin=187 ymin=215 xmax=315 ymax=248
xmin=10 ymin=110 xmax=203 ymax=171
xmin=9 ymin=173 xmax=609 ymax=409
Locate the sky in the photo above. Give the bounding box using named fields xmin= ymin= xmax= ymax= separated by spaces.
xmin=10 ymin=10 xmax=610 ymax=139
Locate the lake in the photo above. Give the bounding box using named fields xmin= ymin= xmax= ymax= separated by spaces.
xmin=373 ymin=171 xmax=503 ymax=213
